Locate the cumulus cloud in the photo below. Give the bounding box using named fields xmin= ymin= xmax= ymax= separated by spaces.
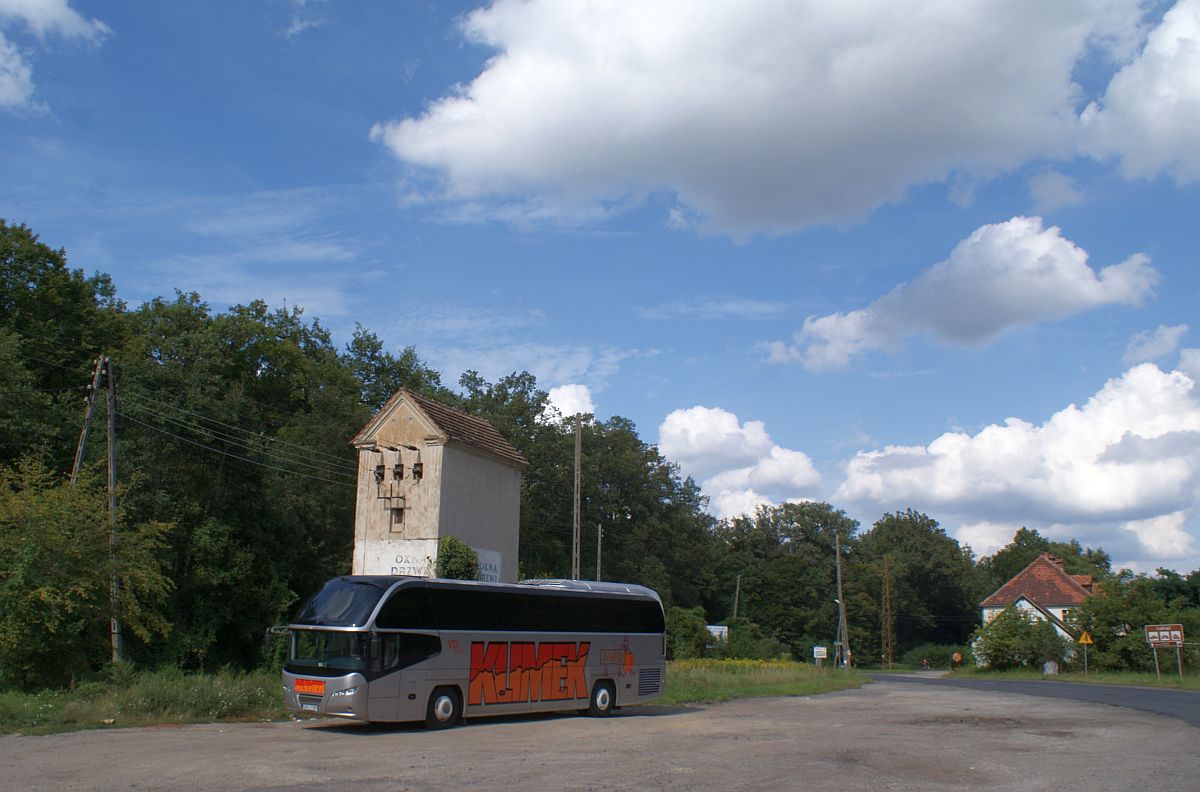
xmin=371 ymin=0 xmax=1147 ymax=233
xmin=1180 ymin=348 xmax=1200 ymax=383
xmin=836 ymin=362 xmax=1200 ymax=567
xmin=0 ymin=0 xmax=109 ymax=111
xmin=766 ymin=217 xmax=1157 ymax=370
xmin=658 ymin=406 xmax=820 ymax=518
xmin=1123 ymin=324 xmax=1188 ymax=364
xmin=547 ymin=383 xmax=595 ymax=418
xmin=1081 ymin=0 xmax=1200 ymax=183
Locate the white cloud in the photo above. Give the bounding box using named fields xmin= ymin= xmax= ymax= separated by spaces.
xmin=0 ymin=32 xmax=33 ymax=109
xmin=0 ymin=0 xmax=109 ymax=111
xmin=1122 ymin=511 xmax=1196 ymax=559
xmin=658 ymin=405 xmax=820 ymax=518
xmin=640 ymin=296 xmax=790 ymax=321
xmin=372 ymin=0 xmax=1151 ymax=233
xmin=836 ymin=362 xmax=1200 ymax=569
xmin=1123 ymin=324 xmax=1188 ymax=364
xmin=1180 ymin=348 xmax=1200 ymax=383
xmin=1081 ymin=0 xmax=1200 ymax=183
xmin=547 ymin=383 xmax=595 ymax=418
xmin=767 ymin=217 xmax=1157 ymax=370
xmin=1028 ymin=170 xmax=1085 ymax=214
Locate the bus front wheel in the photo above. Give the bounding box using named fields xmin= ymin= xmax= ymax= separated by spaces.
xmin=425 ymin=687 xmax=462 ymax=729
xmin=586 ymin=680 xmax=615 ymax=717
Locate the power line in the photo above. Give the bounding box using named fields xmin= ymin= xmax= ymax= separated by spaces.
xmin=117 ymin=411 xmax=356 ymax=489
xmin=118 ymin=397 xmax=357 ymax=481
xmin=119 ymin=391 xmax=358 ymax=471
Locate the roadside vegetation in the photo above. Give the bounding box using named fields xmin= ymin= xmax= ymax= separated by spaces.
xmin=0 ymin=660 xmax=863 ymax=736
xmin=949 ymin=666 xmax=1200 ymax=691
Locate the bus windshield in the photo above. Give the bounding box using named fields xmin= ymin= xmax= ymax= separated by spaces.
xmin=292 ymin=578 xmax=387 ymax=627
xmin=290 ymin=630 xmax=369 ymax=673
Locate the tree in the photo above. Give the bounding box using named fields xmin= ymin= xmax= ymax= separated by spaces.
xmin=857 ymin=509 xmax=978 ymax=650
xmin=0 ymin=459 xmax=170 ymax=687
xmin=437 ymin=536 xmax=480 ymax=580
xmin=665 ymin=606 xmax=711 ymax=660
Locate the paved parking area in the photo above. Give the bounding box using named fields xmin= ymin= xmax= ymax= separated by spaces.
xmin=2 ymin=680 xmax=1196 ymax=791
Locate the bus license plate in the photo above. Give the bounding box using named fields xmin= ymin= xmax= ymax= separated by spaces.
xmin=301 ymin=703 xmax=319 ymax=712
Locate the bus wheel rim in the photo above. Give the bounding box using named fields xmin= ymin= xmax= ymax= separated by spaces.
xmin=434 ymin=695 xmax=455 ymax=721
xmin=596 ymin=687 xmax=610 ymax=710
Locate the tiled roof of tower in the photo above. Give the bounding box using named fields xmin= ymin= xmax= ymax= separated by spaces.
xmin=406 ymin=390 xmax=527 ymax=468
xmin=979 ymin=553 xmax=1095 ymax=608
xmin=353 ymin=389 xmax=527 ymax=469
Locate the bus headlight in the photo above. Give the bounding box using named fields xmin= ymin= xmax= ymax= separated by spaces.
xmin=330 ymin=686 xmax=358 ymax=698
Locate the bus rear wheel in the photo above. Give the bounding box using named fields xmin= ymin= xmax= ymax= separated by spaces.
xmin=586 ymin=680 xmax=615 ymax=717
xmin=425 ymin=687 xmax=462 ymax=729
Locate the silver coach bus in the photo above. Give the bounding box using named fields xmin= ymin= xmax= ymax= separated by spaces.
xmin=281 ymin=576 xmax=666 ymax=728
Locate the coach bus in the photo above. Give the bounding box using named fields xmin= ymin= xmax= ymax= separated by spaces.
xmin=281 ymin=576 xmax=666 ymax=728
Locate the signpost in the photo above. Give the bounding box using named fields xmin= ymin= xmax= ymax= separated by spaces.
xmin=813 ymin=645 xmax=827 ymax=668
xmin=1144 ymin=624 xmax=1185 ymax=679
xmin=1078 ymin=631 xmax=1093 ymax=674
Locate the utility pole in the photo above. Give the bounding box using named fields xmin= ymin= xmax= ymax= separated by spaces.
xmin=595 ymin=523 xmax=602 ymax=581
xmin=70 ymin=356 xmax=105 ymax=485
xmin=104 ymin=356 xmax=123 ymax=663
xmin=881 ymin=554 xmax=894 ymax=669
xmin=571 ymin=414 xmax=581 ymax=580
xmin=835 ymin=534 xmax=852 ymax=669
xmin=71 ymin=356 xmax=122 ymax=662
xmin=733 ymin=574 xmax=742 ymax=619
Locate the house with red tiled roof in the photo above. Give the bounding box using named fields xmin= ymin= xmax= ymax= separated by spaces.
xmin=979 ymin=553 xmax=1095 ymax=639
xmin=350 ymin=389 xmax=527 ymax=583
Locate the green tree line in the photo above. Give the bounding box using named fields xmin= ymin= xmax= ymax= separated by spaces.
xmin=2 ymin=219 xmax=1197 ymax=688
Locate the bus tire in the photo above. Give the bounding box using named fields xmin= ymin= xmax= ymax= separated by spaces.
xmin=425 ymin=687 xmax=462 ymax=729
xmin=586 ymin=680 xmax=615 ymax=717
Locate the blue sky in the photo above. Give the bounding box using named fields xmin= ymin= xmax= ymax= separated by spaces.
xmin=2 ymin=0 xmax=1199 ymax=573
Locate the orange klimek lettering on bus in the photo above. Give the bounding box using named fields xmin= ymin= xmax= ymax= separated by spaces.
xmin=468 ymin=641 xmax=591 ymax=706
xmin=294 ymin=678 xmax=325 ymax=695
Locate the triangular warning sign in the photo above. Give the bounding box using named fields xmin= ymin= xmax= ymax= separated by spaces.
xmin=1079 ymin=631 xmax=1094 ymax=645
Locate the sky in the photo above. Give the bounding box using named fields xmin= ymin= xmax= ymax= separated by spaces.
xmin=2 ymin=0 xmax=1199 ymax=574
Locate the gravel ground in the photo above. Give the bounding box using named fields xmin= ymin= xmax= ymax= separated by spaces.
xmin=2 ymin=678 xmax=1195 ymax=791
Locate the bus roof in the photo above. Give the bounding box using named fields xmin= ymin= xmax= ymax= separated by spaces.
xmin=325 ymin=575 xmax=661 ymax=602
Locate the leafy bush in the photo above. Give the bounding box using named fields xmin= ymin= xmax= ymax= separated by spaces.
xmin=710 ymin=617 xmax=788 ymax=661
xmin=666 ymin=606 xmax=712 ymax=659
xmin=899 ymin=644 xmax=968 ymax=669
xmin=436 ymin=536 xmax=480 ymax=580
xmin=970 ymin=607 xmax=1067 ymax=670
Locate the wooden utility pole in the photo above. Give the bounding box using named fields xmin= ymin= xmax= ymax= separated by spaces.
xmin=571 ymin=415 xmax=581 ymax=580
xmin=70 ymin=357 xmax=105 ymax=485
xmin=596 ymin=523 xmax=602 ymax=581
xmin=104 ymin=357 xmax=123 ymax=663
xmin=881 ymin=554 xmax=894 ymax=669
xmin=733 ymin=574 xmax=742 ymax=619
xmin=71 ymin=356 xmax=122 ymax=662
xmin=835 ymin=534 xmax=851 ymax=669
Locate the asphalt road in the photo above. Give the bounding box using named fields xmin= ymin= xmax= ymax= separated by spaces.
xmin=3 ymin=678 xmax=1197 ymax=791
xmin=866 ymin=672 xmax=1200 ymax=726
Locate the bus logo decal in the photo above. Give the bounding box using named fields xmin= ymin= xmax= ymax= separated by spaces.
xmin=469 ymin=641 xmax=590 ymax=706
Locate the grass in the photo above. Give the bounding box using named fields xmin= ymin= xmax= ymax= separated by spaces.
xmin=948 ymin=666 xmax=1200 ymax=690
xmin=0 ymin=659 xmax=864 ymax=735
xmin=661 ymin=659 xmax=866 ymax=704
xmin=0 ymin=667 xmax=287 ymax=736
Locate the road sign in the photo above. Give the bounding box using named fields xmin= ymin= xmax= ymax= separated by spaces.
xmin=1145 ymin=624 xmax=1184 ymax=648
xmin=1079 ymin=631 xmax=1093 ymax=645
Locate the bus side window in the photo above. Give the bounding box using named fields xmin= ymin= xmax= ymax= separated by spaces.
xmin=377 ymin=633 xmax=440 ymax=671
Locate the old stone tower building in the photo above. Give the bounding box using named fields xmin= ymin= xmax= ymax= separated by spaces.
xmin=350 ymin=389 xmax=526 ymax=582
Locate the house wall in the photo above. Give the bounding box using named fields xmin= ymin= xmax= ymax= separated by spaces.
xmin=437 ymin=444 xmax=521 ymax=583
xmin=982 ymin=602 xmax=1074 ymax=640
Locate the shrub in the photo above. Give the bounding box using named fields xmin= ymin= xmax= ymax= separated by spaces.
xmin=970 ymin=607 xmax=1067 ymax=670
